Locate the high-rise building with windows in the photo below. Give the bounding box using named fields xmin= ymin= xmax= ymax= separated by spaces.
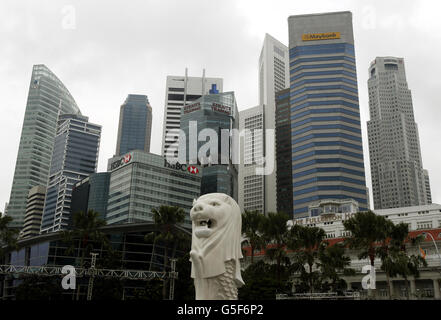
xmin=288 ymin=12 xmax=368 ymax=218
xmin=162 ymin=69 xmax=223 ymax=158
xmin=21 ymin=185 xmax=46 ymax=239
xmin=115 ymin=94 xmax=152 ymax=156
xmin=106 ymin=151 xmax=201 ymax=227
xmin=179 ymin=92 xmax=239 ymax=201
xmin=71 ymin=172 xmax=111 ymax=220
xmin=7 ymin=65 xmax=81 ymax=229
xmin=238 ymin=105 xmax=265 ymax=213
xmin=424 ymin=170 xmax=432 ymax=204
xmin=275 ymin=88 xmax=293 ymax=216
xmin=258 ymin=34 xmax=290 ymax=213
xmin=40 ymin=114 xmax=101 ymax=233
xmin=367 ymin=57 xmax=431 ymax=209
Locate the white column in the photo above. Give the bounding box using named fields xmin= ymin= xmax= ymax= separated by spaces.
xmin=389 ymin=280 xmax=394 ymax=299
xmin=410 ymin=279 xmax=416 ymax=300
xmin=433 ymin=279 xmax=441 ymax=299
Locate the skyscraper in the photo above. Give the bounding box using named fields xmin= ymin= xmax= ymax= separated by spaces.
xmin=106 ymin=151 xmax=201 ymax=226
xmin=179 ymin=92 xmax=239 ymax=201
xmin=7 ymin=65 xmax=81 ymax=229
xmin=424 ymin=170 xmax=432 ymax=204
xmin=162 ymin=69 xmax=223 ymax=157
xmin=367 ymin=57 xmax=431 ymax=209
xmin=238 ymin=105 xmax=265 ymax=213
xmin=21 ymin=185 xmax=46 ymax=239
xmin=275 ymin=88 xmax=293 ymax=216
xmin=40 ymin=114 xmax=101 ymax=233
xmin=71 ymin=172 xmax=111 ymax=220
xmin=288 ymin=12 xmax=368 ymax=218
xmin=258 ymin=34 xmax=290 ymax=213
xmin=115 ymin=94 xmax=152 ymax=156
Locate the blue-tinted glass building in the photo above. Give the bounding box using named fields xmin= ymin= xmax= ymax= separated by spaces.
xmin=40 ymin=114 xmax=101 ymax=233
xmin=275 ymin=88 xmax=293 ymax=217
xmin=179 ymin=92 xmax=239 ymax=201
xmin=115 ymin=94 xmax=152 ymax=156
xmin=7 ymin=65 xmax=81 ymax=229
xmin=71 ymin=172 xmax=111 ymax=220
xmin=106 ymin=151 xmax=202 ymax=227
xmin=288 ymin=12 xmax=368 ymax=218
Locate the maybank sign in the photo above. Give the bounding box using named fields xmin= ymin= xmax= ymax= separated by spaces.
xmin=302 ymin=32 xmax=340 ymax=41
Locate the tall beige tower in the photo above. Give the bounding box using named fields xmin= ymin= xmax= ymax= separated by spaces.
xmin=367 ymin=57 xmax=431 ymax=209
xmin=258 ymin=34 xmax=290 ymax=214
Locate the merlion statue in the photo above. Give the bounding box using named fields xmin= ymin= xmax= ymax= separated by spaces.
xmin=190 ymin=193 xmax=244 ymax=300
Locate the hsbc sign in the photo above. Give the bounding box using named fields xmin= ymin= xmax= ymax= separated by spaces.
xmin=164 ymin=160 xmax=199 ymax=175
xmin=110 ymin=153 xmax=132 ymax=170
xmin=187 ymin=166 xmax=199 ymax=174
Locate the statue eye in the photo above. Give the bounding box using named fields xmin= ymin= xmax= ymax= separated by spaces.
xmin=210 ymin=201 xmax=220 ymax=206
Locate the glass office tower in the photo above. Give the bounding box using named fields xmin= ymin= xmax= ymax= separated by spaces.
xmin=71 ymin=172 xmax=111 ymax=220
xmin=7 ymin=65 xmax=81 ymax=229
xmin=162 ymin=69 xmax=223 ymax=157
xmin=40 ymin=114 xmax=101 ymax=233
xmin=106 ymin=151 xmax=201 ymax=227
xmin=288 ymin=12 xmax=368 ymax=218
xmin=275 ymin=88 xmax=293 ymax=216
xmin=179 ymin=92 xmax=239 ymax=201
xmin=115 ymin=94 xmax=152 ymax=156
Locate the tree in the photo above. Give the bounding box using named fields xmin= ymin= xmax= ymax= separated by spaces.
xmin=379 ymin=223 xmax=427 ymax=299
xmin=378 ymin=222 xmax=407 ymax=298
xmin=0 ymin=214 xmax=19 ymax=261
xmin=318 ymin=243 xmax=355 ymax=294
xmin=343 ymin=211 xmax=393 ymax=297
xmin=173 ymin=253 xmax=195 ymax=300
xmin=62 ymin=209 xmax=108 ymax=300
xmin=287 ymin=224 xmax=326 ymax=294
xmin=15 ymin=275 xmax=64 ymax=300
xmin=260 ymin=212 xmax=291 ymax=284
xmin=0 ymin=214 xmax=19 ymax=299
xmin=238 ymin=260 xmax=291 ymax=300
xmin=146 ymin=205 xmax=190 ymax=300
xmin=241 ymin=210 xmax=265 ymax=264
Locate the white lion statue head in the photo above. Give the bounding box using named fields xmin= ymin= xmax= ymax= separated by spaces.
xmin=190 ymin=193 xmax=244 ymax=287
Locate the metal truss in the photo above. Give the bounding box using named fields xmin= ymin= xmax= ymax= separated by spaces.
xmin=0 ymin=265 xmax=178 ymax=281
xmin=276 ymin=292 xmax=361 ymax=300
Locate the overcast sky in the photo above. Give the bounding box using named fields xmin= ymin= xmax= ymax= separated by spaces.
xmin=1 ymin=0 xmax=441 ymax=211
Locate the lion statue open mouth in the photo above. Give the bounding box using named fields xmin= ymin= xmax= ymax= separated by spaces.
xmin=190 ymin=193 xmax=244 ymax=300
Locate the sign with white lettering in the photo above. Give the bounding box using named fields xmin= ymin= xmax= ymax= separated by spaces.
xmin=110 ymin=153 xmax=132 ymax=170
xmin=164 ymin=160 xmax=199 ymax=175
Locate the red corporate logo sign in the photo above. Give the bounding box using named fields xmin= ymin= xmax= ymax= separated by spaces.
xmin=187 ymin=166 xmax=199 ymax=174
xmin=110 ymin=153 xmax=132 ymax=170
xmin=164 ymin=160 xmax=199 ymax=175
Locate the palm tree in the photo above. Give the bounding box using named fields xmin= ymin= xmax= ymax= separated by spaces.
xmin=241 ymin=210 xmax=265 ymax=264
xmin=288 ymin=224 xmax=326 ymax=294
xmin=145 ymin=205 xmax=189 ymax=300
xmin=378 ymin=222 xmax=409 ymax=298
xmin=319 ymin=243 xmax=355 ymax=293
xmin=380 ymin=223 xmax=427 ymax=299
xmin=62 ymin=209 xmax=107 ymax=300
xmin=260 ymin=212 xmax=291 ymax=284
xmin=343 ymin=210 xmax=393 ymax=297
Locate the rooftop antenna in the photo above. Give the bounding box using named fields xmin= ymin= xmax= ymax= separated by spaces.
xmin=184 ymin=67 xmax=188 ymax=106
xmin=202 ymin=68 xmax=206 ymax=94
